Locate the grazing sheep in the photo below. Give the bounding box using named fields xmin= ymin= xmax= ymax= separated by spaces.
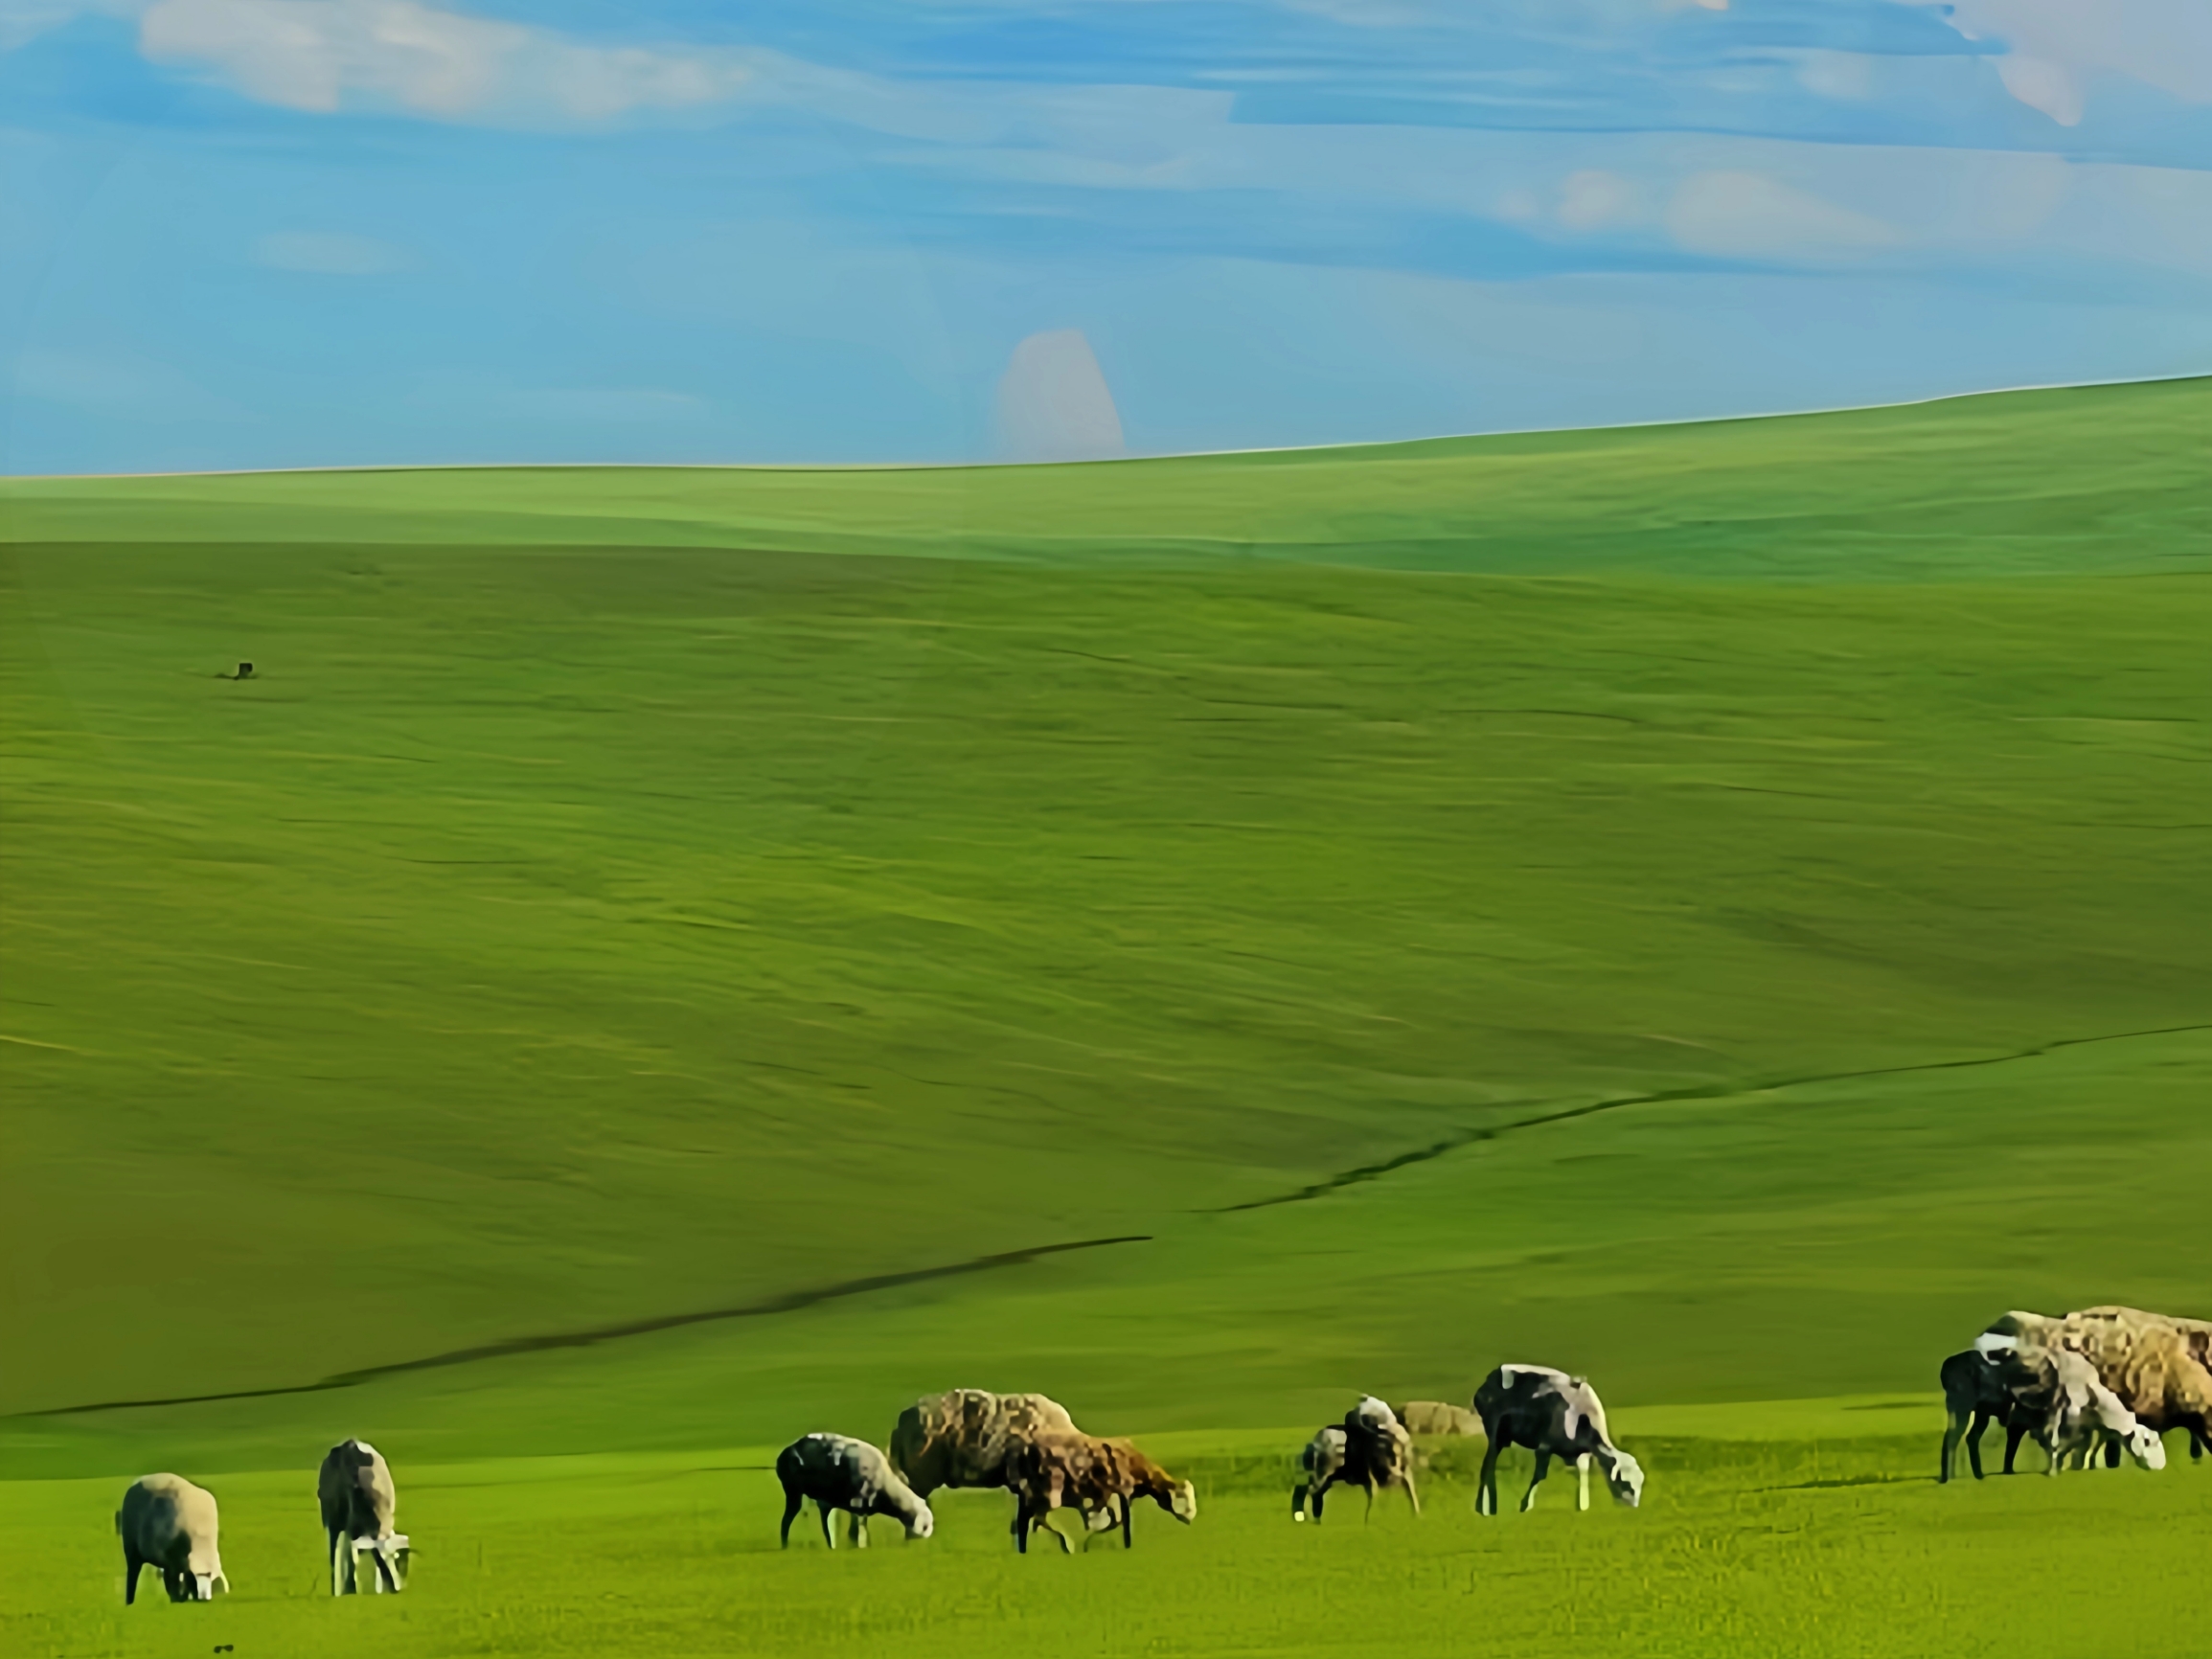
xmin=888 ymin=1389 xmax=1078 ymax=1499
xmin=117 ymin=1474 xmax=228 ymax=1603
xmin=1395 ymin=1400 xmax=1483 ymax=1438
xmin=1474 ymin=1364 xmax=1643 ymax=1516
xmin=318 ymin=1439 xmax=411 ymax=1596
xmin=776 ymin=1433 xmax=934 ymax=1550
xmin=1980 ymin=1307 xmax=2211 ymax=1461
xmin=1960 ymin=1342 xmax=2166 ymax=1476
xmin=1290 ymin=1398 xmax=1419 ymax=1522
xmin=1940 ymin=1350 xmax=2026 ymax=1482
xmin=2041 ymin=1350 xmax=2166 ymax=1474
xmin=1004 ymin=1430 xmax=1197 ymax=1554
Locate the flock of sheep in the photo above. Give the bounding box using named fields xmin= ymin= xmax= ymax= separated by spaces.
xmin=110 ymin=1304 xmax=2207 ymax=1602
xmin=775 ymin=1362 xmax=1644 ymax=1554
xmin=1937 ymin=1303 xmax=2212 ymax=1481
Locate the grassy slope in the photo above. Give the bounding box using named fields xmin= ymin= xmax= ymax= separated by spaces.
xmin=7 ymin=376 xmax=2209 ymax=580
xmin=2 ymin=379 xmax=2207 ymax=1655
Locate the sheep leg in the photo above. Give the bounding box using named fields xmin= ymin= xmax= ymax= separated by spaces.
xmin=1402 ymin=1464 xmax=1421 ymax=1516
xmin=2102 ymin=1437 xmax=2122 ymax=1470
xmin=123 ymin=1548 xmax=144 ymax=1606
xmin=1122 ymin=1494 xmax=1133 ymax=1550
xmin=1291 ymin=1481 xmax=1310 ymax=1522
xmin=1576 ymin=1453 xmax=1591 ymax=1512
xmin=2001 ymin=1421 xmax=2026 ymax=1475
xmin=818 ymin=1500 xmax=838 ymax=1550
xmin=1477 ymin=1441 xmax=1503 ymax=1517
xmin=371 ymin=1542 xmax=397 ymax=1593
xmin=1940 ymin=1412 xmax=1967 ymax=1483
xmin=1521 ymin=1448 xmax=1554 ymax=1512
xmin=1964 ymin=1411 xmax=1992 ymax=1480
xmin=779 ymin=1489 xmax=803 ymax=1549
xmin=850 ymin=1510 xmax=868 ymax=1550
xmin=1361 ymin=1476 xmax=1377 ymax=1523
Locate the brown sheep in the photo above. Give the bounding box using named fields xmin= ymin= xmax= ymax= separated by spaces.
xmin=1004 ymin=1431 xmax=1197 ymax=1554
xmin=888 ymin=1389 xmax=1077 ymax=1499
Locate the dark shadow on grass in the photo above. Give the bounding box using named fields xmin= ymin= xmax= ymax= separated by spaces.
xmin=1213 ymin=1022 xmax=2212 ymax=1214
xmin=36 ymin=1234 xmax=1152 ymax=1418
xmin=1757 ymin=1475 xmax=1936 ymax=1491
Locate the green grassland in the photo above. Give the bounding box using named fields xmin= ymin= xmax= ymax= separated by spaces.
xmin=3 ymin=378 xmax=2208 ymax=1655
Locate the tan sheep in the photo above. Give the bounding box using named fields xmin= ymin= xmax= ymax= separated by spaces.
xmin=117 ymin=1474 xmax=228 ymax=1603
xmin=1394 ymin=1400 xmax=1483 ymax=1438
xmin=888 ymin=1389 xmax=1078 ymax=1498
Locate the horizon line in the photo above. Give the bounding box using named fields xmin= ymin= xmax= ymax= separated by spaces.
xmin=4 ymin=370 xmax=2205 ymax=485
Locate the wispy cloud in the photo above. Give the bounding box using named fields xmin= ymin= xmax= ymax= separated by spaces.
xmin=1665 ymin=170 xmax=1900 ymax=261
xmin=1912 ymin=0 xmax=2212 ymax=125
xmin=137 ymin=0 xmax=750 ymax=122
xmin=254 ymin=229 xmax=408 ymax=273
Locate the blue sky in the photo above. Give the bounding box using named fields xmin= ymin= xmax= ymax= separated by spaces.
xmin=4 ymin=0 xmax=2209 ymax=470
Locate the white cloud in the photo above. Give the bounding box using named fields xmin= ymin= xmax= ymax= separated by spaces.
xmin=138 ymin=0 xmax=746 ymax=121
xmin=1909 ymin=0 xmax=2212 ymax=125
xmin=255 ymin=229 xmax=407 ymax=273
xmin=996 ymin=330 xmax=1126 ymax=463
xmin=1557 ymin=169 xmax=1637 ymax=230
xmin=1665 ymin=170 xmax=1901 ymax=261
xmin=1793 ymin=48 xmax=1876 ymax=102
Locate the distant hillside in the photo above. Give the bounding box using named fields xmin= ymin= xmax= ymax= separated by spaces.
xmin=5 ymin=376 xmax=2206 ymax=580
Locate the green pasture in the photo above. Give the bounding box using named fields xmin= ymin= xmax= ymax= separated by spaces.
xmin=2 ymin=378 xmax=2208 ymax=1654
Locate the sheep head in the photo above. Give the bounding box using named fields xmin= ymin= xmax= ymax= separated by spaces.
xmin=902 ymin=1503 xmax=935 ymax=1540
xmin=2123 ymin=1427 xmax=2167 ymax=1471
xmin=1604 ymin=1449 xmax=1645 ymax=1508
xmin=1167 ymin=1480 xmax=1197 ymax=1523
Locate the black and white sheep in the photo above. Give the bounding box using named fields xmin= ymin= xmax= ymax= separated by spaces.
xmin=318 ymin=1438 xmax=411 ymax=1595
xmin=1473 ymin=1364 xmax=1644 ymax=1515
xmin=1290 ymin=1397 xmax=1419 ymax=1521
xmin=776 ymin=1433 xmax=934 ymax=1549
xmin=117 ymin=1473 xmax=229 ymax=1603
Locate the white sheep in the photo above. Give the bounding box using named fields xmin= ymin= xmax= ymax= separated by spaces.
xmin=2041 ymin=1350 xmax=2166 ymax=1474
xmin=117 ymin=1474 xmax=228 ymax=1603
xmin=318 ymin=1438 xmax=411 ymax=1595
xmin=1473 ymin=1364 xmax=1643 ymax=1515
xmin=776 ymin=1433 xmax=934 ymax=1549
